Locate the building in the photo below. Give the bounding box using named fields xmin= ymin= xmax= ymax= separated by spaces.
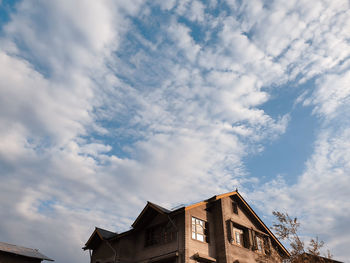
xmin=0 ymin=241 xmax=53 ymax=263
xmin=83 ymin=191 xmax=290 ymax=263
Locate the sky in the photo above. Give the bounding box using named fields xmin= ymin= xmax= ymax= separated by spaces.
xmin=0 ymin=0 xmax=349 ymax=262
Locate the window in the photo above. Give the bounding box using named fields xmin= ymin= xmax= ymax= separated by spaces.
xmin=232 ymin=202 xmax=238 ymax=214
xmin=232 ymin=227 xmax=244 ymax=246
xmin=255 ymin=235 xmax=264 ymax=253
xmin=191 ymin=217 xmax=208 ymax=242
xmin=145 ymin=223 xmax=176 ymax=247
xmin=228 ymin=222 xmax=250 ymax=248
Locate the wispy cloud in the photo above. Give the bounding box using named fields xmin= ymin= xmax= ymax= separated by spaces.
xmin=0 ymin=0 xmax=349 ymax=262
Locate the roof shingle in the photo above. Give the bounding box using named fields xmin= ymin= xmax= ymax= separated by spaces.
xmin=0 ymin=241 xmax=53 ymax=261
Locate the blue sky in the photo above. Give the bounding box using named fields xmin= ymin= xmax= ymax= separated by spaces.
xmin=0 ymin=0 xmax=349 ymax=262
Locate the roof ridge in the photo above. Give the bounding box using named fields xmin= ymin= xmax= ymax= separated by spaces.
xmin=95 ymin=227 xmax=117 ymax=233
xmin=147 ymin=201 xmax=171 ymax=213
xmin=0 ymin=241 xmax=35 ymax=250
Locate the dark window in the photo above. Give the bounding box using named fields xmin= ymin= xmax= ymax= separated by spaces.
xmin=145 ymin=223 xmax=176 ymax=247
xmin=232 ymin=202 xmax=238 ymax=214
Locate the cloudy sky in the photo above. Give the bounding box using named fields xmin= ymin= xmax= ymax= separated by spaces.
xmin=0 ymin=0 xmax=349 ymax=262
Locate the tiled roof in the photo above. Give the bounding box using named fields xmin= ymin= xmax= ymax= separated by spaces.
xmin=148 ymin=201 xmax=172 ymax=214
xmin=0 ymin=241 xmax=53 ymax=261
xmin=96 ymin=227 xmax=118 ymax=239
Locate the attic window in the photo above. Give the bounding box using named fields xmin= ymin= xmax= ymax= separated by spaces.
xmin=232 ymin=202 xmax=238 ymax=214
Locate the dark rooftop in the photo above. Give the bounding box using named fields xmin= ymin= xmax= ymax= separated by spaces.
xmin=148 ymin=201 xmax=172 ymax=214
xmin=0 ymin=241 xmax=53 ymax=261
xmin=96 ymin=227 xmax=118 ymax=239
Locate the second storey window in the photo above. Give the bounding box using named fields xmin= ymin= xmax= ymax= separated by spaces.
xmin=232 ymin=227 xmax=244 ymax=246
xmin=228 ymin=221 xmax=250 ymax=249
xmin=145 ymin=223 xmax=176 ymax=247
xmin=192 ymin=217 xmax=207 ymax=242
xmin=255 ymin=235 xmax=264 ymax=253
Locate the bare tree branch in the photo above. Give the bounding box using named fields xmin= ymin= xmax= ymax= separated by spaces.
xmin=272 ymin=211 xmax=333 ymax=263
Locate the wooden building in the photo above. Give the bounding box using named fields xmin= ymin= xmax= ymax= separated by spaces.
xmin=83 ymin=191 xmax=290 ymax=263
xmin=0 ymin=241 xmax=53 ymax=263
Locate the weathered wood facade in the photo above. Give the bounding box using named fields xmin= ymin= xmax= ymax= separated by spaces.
xmin=83 ymin=191 xmax=289 ymax=263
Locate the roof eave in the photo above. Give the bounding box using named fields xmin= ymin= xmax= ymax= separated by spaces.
xmin=83 ymin=227 xmax=104 ymax=250
xmin=234 ymin=192 xmax=290 ymax=257
xmin=131 ymin=202 xmax=169 ymax=228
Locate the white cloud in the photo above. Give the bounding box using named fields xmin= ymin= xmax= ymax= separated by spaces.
xmin=167 ymin=21 xmax=201 ymax=62
xmin=221 ymin=0 xmax=350 ymax=261
xmin=308 ymin=71 xmax=350 ymax=119
xmin=155 ymin=0 xmax=176 ymax=11
xmin=251 ymin=128 xmax=350 ymax=261
xmin=189 ymin=0 xmax=205 ymax=22
xmin=0 ymin=1 xmax=145 ymax=262
xmin=0 ymin=0 xmax=350 ymax=262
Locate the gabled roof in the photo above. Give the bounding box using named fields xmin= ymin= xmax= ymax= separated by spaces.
xmin=84 ymin=191 xmax=290 ymax=258
xmin=148 ymin=201 xmax=172 ymax=214
xmin=83 ymin=227 xmax=117 ymax=250
xmin=131 ymin=201 xmax=172 ymax=228
xmin=95 ymin=227 xmax=118 ymax=239
xmin=185 ymin=191 xmax=290 ymax=258
xmin=0 ymin=241 xmax=54 ymax=261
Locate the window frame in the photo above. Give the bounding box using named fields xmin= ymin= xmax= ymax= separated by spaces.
xmin=145 ymin=223 xmax=176 ymax=247
xmin=232 ymin=226 xmax=244 ymax=246
xmin=255 ymin=235 xmax=264 ymax=254
xmin=191 ymin=217 xmax=207 ymax=243
xmin=232 ymin=201 xmax=238 ymax=215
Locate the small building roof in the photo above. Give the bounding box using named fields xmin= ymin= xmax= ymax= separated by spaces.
xmin=131 ymin=201 xmax=173 ymax=228
xmin=95 ymin=227 xmax=118 ymax=240
xmin=83 ymin=227 xmax=118 ymax=250
xmin=0 ymin=241 xmax=54 ymax=261
xmin=148 ymin=201 xmax=172 ymax=214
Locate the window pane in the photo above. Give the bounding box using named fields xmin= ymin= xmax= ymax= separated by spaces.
xmin=233 ymin=227 xmax=244 ymax=246
xmin=191 ymin=217 xmax=207 ymax=242
xmin=197 ymin=234 xmax=204 ymax=242
xmin=256 ymin=236 xmax=263 ymax=252
xmin=197 ymin=226 xmax=204 ymax=234
xmin=235 ymin=232 xmax=241 ymax=245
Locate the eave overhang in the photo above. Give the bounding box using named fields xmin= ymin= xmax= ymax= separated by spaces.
xmin=83 ymin=227 xmax=117 ymax=250
xmin=131 ymin=202 xmax=170 ymax=229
